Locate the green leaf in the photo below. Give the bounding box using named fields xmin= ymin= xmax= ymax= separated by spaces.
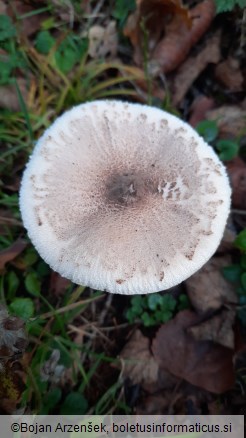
xmin=35 ymin=30 xmax=55 ymax=54
xmin=141 ymin=312 xmax=155 ymax=327
xmin=238 ymin=307 xmax=246 ymax=326
xmin=235 ymin=229 xmax=246 ymax=251
xmin=131 ymin=295 xmax=145 ymax=312
xmin=236 ymin=285 xmax=245 ymax=295
xmin=26 ymin=319 xmax=45 ymax=336
xmin=240 ymin=254 xmax=246 ymax=270
xmin=112 ymin=0 xmax=136 ymax=26
xmin=40 ymin=387 xmax=62 ymax=414
xmin=196 ymin=120 xmax=218 ymax=143
xmin=216 ymin=139 xmax=239 ymax=161
xmin=6 ymin=271 xmax=19 ymax=296
xmin=241 ymin=272 xmax=246 ymax=291
xmin=215 ymin=0 xmax=246 ymax=13
xmin=37 ymin=260 xmax=50 ymax=277
xmin=178 ymin=294 xmax=190 ymax=310
xmin=23 ymin=248 xmax=39 ymax=266
xmin=0 ymin=15 xmax=16 ymax=41
xmin=161 ymin=294 xmax=176 ymax=311
xmin=25 ymin=272 xmax=41 ymax=296
xmin=54 ymin=36 xmax=88 ymax=73
xmin=161 ymin=311 xmax=173 ymax=323
xmin=0 ymin=50 xmax=27 ymax=85
xmin=55 ymin=46 xmax=77 ymax=73
xmin=239 ymin=295 xmax=246 ymax=305
xmin=9 ymin=298 xmax=34 ymax=320
xmin=0 ymin=56 xmax=13 ymax=85
xmin=147 ymin=293 xmax=162 ymax=310
xmin=125 ymin=308 xmax=137 ymax=323
xmin=60 ymin=392 xmax=88 ymax=415
xmin=222 ymin=264 xmax=242 ymax=282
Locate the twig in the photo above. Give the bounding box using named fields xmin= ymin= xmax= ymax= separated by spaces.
xmin=100 ymin=322 xmax=131 ymax=331
xmin=35 ymin=294 xmax=104 ymax=320
xmin=231 ymin=209 xmax=246 ymax=216
xmin=84 ymin=317 xmax=112 ymax=344
xmin=67 ymin=324 xmax=95 ymax=339
xmin=98 ymin=294 xmax=113 ymax=325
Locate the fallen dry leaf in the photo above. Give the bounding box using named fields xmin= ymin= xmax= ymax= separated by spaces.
xmin=0 ymin=239 xmax=27 ymax=271
xmin=6 ymin=1 xmax=47 ymax=37
xmin=0 ymin=0 xmax=7 ymax=14
xmin=185 ymin=256 xmax=238 ymax=314
xmin=119 ymin=330 xmax=159 ymax=387
xmin=189 ymin=95 xmax=215 ymax=127
xmin=172 ymin=32 xmax=220 ymax=106
xmin=49 ymin=271 xmax=70 ymax=297
xmin=119 ymin=329 xmax=177 ymax=393
xmin=152 ymin=310 xmax=235 ymax=394
xmin=187 ymin=309 xmax=236 ymax=349
xmin=88 ymin=21 xmax=118 ymax=59
xmin=124 ymin=0 xmax=191 ymax=63
xmin=227 ymin=157 xmax=246 ymax=210
xmin=206 ymin=105 xmax=246 ymax=138
xmin=0 ymin=304 xmax=28 ymax=361
xmin=0 ymin=79 xmax=28 ymax=111
xmin=136 ymin=391 xmax=176 ymax=414
xmin=51 ymin=0 xmax=77 ymax=24
xmin=148 ymin=0 xmax=216 ymax=76
xmin=137 ymin=382 xmax=213 ymax=414
xmin=0 ymin=209 xmax=22 ymax=235
xmin=215 ymin=57 xmax=244 ymax=92
xmin=217 ymin=216 xmax=237 ymax=253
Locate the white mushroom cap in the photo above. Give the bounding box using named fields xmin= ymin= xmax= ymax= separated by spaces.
xmin=19 ymin=100 xmax=231 ymax=295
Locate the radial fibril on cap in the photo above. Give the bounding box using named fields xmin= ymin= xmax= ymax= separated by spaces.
xmin=19 ymin=100 xmax=231 ymax=294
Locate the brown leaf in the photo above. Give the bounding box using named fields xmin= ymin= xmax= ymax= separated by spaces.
xmin=136 ymin=391 xmax=175 ymax=414
xmin=152 ymin=310 xmax=235 ymax=393
xmin=189 ymin=95 xmax=215 ymax=127
xmin=172 ymin=32 xmax=220 ymax=106
xmin=0 ymin=209 xmax=22 ymax=235
xmin=124 ymin=0 xmax=191 ymax=68
xmin=49 ymin=271 xmax=70 ymax=297
xmin=148 ymin=0 xmax=216 ymax=76
xmin=215 ymin=57 xmax=244 ymax=92
xmin=124 ymin=0 xmax=190 ymax=48
xmin=0 ymin=78 xmax=28 ymax=111
xmin=6 ymin=1 xmax=47 ymax=37
xmin=188 ymin=309 xmax=236 ymax=349
xmin=119 ymin=330 xmax=158 ymax=386
xmin=0 ymin=0 xmax=7 ymax=14
xmin=206 ymin=105 xmax=246 ymax=138
xmin=227 ymin=157 xmax=246 ymax=210
xmin=185 ymin=257 xmax=238 ymax=314
xmin=217 ymin=216 xmax=237 ymax=253
xmin=137 ymin=382 xmax=213 ymax=414
xmin=0 ymin=239 xmax=27 ymax=271
xmin=0 ymin=305 xmax=28 ymax=361
xmin=119 ymin=330 xmax=177 ymax=393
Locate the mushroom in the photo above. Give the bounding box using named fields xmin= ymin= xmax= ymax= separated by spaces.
xmin=19 ymin=100 xmax=231 ymax=294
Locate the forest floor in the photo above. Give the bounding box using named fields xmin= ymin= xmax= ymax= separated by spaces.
xmin=0 ymin=0 xmax=246 ymax=415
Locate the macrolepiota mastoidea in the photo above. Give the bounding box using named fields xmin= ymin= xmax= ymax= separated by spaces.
xmin=20 ymin=100 xmax=231 ymax=294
